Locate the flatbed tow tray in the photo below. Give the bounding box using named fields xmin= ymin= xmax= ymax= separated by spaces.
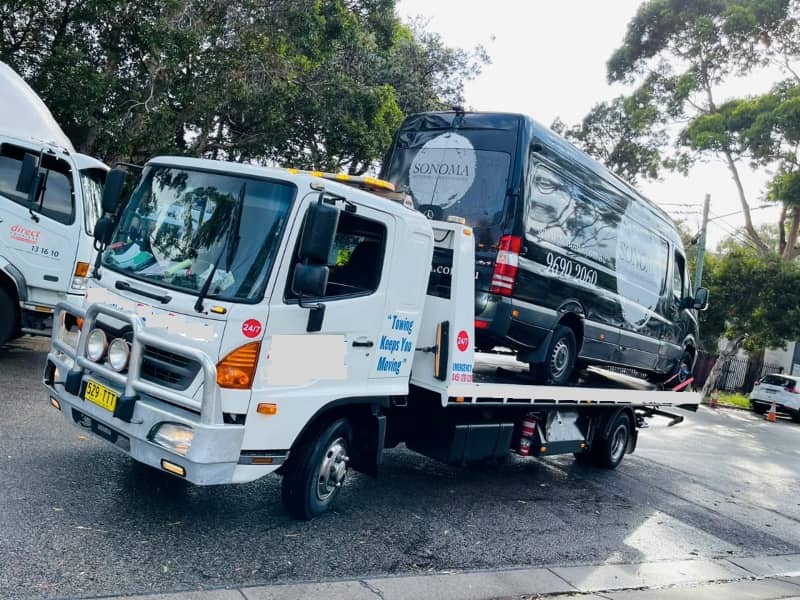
xmin=444 ymin=353 xmax=700 ymax=409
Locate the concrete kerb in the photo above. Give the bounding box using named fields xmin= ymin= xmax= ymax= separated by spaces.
xmin=80 ymin=553 xmax=800 ymax=600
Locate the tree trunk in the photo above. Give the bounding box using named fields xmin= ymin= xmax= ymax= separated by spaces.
xmin=782 ymin=206 xmax=800 ymax=261
xmin=701 ymin=334 xmax=748 ymax=401
xmin=723 ymin=151 xmax=770 ymax=255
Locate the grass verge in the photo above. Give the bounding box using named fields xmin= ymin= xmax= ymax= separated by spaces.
xmin=717 ymin=392 xmax=751 ymax=410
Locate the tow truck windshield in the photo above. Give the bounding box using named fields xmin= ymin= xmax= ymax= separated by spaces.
xmin=102 ymin=166 xmax=295 ymax=303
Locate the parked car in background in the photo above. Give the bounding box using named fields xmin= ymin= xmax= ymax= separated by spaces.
xmin=749 ymin=374 xmax=800 ymax=420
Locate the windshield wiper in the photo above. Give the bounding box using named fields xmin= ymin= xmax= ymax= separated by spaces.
xmin=194 ymin=183 xmax=246 ymax=313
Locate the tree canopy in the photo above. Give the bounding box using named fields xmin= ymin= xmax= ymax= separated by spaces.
xmin=0 ymin=0 xmax=488 ymax=171
xmin=559 ymin=0 xmax=800 ymax=258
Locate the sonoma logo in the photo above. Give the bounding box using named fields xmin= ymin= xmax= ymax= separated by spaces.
xmin=10 ymin=224 xmax=40 ymax=244
xmin=411 ymin=163 xmax=471 ymax=177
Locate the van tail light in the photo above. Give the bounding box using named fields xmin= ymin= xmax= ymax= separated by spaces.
xmin=754 ymin=379 xmax=760 ymax=387
xmin=217 ymin=342 xmax=261 ymax=389
xmin=490 ymin=235 xmax=522 ymax=297
xmin=785 ymin=385 xmax=799 ymax=394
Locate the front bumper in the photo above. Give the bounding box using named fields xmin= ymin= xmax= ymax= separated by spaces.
xmin=44 ymin=302 xmax=278 ymax=485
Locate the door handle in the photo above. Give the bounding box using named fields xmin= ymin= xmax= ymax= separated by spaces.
xmin=352 ymin=339 xmax=374 ymax=348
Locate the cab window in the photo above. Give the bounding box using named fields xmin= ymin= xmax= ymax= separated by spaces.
xmin=0 ymin=144 xmax=74 ymax=225
xmin=287 ymin=210 xmax=386 ymax=300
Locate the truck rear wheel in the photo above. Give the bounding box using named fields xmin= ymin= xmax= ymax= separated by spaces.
xmin=591 ymin=413 xmax=630 ymax=469
xmin=0 ymin=286 xmax=18 ymax=346
xmin=281 ymin=418 xmax=353 ymax=520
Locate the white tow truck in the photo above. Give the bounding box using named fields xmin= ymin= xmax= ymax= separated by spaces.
xmin=44 ymin=157 xmax=699 ymax=519
xmin=0 ymin=62 xmax=108 ymax=345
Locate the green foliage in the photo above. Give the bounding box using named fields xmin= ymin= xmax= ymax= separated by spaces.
xmin=701 ymin=244 xmax=800 ymax=351
xmin=0 ymin=0 xmax=487 ymax=170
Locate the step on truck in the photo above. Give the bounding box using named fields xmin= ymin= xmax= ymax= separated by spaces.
xmin=43 ymin=157 xmax=700 ymax=519
xmin=0 ymin=61 xmax=108 ymax=345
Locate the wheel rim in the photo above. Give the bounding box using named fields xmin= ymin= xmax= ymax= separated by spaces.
xmin=316 ymin=437 xmax=349 ymax=502
xmin=550 ymin=339 xmax=571 ymax=379
xmin=610 ymin=425 xmax=627 ymax=463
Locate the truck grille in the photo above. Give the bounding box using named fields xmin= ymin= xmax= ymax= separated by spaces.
xmin=140 ymin=346 xmax=201 ymax=391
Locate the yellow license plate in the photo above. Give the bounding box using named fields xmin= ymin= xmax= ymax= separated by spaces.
xmin=84 ymin=379 xmax=119 ymax=413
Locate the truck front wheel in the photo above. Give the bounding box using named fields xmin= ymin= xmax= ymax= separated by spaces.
xmin=591 ymin=413 xmax=630 ymax=469
xmin=281 ymin=418 xmax=353 ymax=520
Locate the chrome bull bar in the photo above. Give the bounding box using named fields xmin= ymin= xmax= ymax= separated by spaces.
xmin=51 ymin=301 xmax=222 ymax=426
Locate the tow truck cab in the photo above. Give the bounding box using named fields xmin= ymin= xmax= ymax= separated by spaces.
xmin=0 ymin=61 xmax=107 ymax=344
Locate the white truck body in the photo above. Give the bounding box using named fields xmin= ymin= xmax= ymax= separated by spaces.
xmin=0 ymin=62 xmax=107 ymax=342
xmin=44 ymin=157 xmax=700 ymax=519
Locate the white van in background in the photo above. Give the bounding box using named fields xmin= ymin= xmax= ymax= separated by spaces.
xmin=0 ymin=61 xmax=108 ymax=345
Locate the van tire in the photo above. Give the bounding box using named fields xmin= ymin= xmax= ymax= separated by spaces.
xmin=591 ymin=413 xmax=630 ymax=469
xmin=0 ymin=286 xmax=18 ymax=346
xmin=281 ymin=418 xmax=353 ymax=520
xmin=530 ymin=325 xmax=576 ymax=385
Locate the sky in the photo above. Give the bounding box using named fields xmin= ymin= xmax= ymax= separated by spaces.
xmin=396 ymin=0 xmax=788 ymax=249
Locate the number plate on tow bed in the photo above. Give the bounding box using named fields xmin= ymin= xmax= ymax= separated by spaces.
xmin=84 ymin=379 xmax=118 ymax=413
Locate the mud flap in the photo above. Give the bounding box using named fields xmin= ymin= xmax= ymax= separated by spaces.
xmin=349 ymin=413 xmax=386 ymax=478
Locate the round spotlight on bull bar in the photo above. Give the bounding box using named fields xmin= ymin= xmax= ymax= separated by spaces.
xmin=86 ymin=328 xmax=108 ymax=362
xmin=107 ymin=338 xmax=130 ymax=372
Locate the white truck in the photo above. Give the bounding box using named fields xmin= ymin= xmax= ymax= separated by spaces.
xmin=0 ymin=62 xmax=108 ymax=345
xmin=43 ymin=157 xmax=699 ymax=519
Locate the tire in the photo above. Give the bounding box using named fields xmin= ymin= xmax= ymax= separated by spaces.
xmin=752 ymin=403 xmax=767 ymax=415
xmin=591 ymin=413 xmax=631 ymax=469
xmin=530 ymin=325 xmax=577 ymax=385
xmin=281 ymin=418 xmax=353 ymax=520
xmin=0 ymin=286 xmax=19 ymax=346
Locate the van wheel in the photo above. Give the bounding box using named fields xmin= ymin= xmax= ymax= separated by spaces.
xmin=591 ymin=413 xmax=630 ymax=469
xmin=530 ymin=325 xmax=576 ymax=385
xmin=0 ymin=286 xmax=19 ymax=346
xmin=281 ymin=418 xmax=352 ymax=520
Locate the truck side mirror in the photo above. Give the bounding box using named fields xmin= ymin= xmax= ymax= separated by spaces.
xmin=15 ymin=153 xmax=38 ymax=194
xmin=298 ymin=202 xmax=339 ymax=264
xmin=93 ymin=216 xmax=115 ymax=249
xmin=292 ymin=263 xmax=329 ymax=298
xmin=102 ymin=168 xmax=128 ymax=214
xmin=693 ymin=287 xmax=709 ymax=311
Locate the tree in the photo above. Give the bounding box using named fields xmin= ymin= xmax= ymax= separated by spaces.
xmin=559 ymin=0 xmax=800 ymax=257
xmin=700 ymin=237 xmax=800 ymax=352
xmin=0 ymin=0 xmax=488 ymax=171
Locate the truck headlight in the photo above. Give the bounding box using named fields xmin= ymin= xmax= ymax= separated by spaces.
xmin=149 ymin=423 xmax=194 ymax=456
xmin=86 ymin=328 xmax=107 ymax=362
xmin=107 ymin=338 xmax=130 ymax=372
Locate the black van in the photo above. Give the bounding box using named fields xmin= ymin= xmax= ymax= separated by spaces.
xmin=380 ymin=111 xmax=709 ymax=385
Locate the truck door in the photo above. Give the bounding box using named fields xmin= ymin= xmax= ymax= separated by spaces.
xmin=264 ymin=197 xmax=394 ymax=393
xmin=0 ymin=143 xmax=80 ymax=297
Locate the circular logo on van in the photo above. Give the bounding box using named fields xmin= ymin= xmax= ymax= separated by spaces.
xmin=409 ymin=132 xmax=476 ymax=209
xmin=457 ymin=329 xmax=470 ymax=352
xmin=242 ymin=319 xmax=262 ymax=338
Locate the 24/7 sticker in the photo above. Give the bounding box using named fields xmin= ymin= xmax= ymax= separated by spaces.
xmin=242 ymin=319 xmax=262 ymax=338
xmin=457 ymin=329 xmax=469 ymax=352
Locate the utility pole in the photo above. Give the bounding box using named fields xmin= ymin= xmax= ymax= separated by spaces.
xmin=693 ymin=193 xmax=711 ymax=291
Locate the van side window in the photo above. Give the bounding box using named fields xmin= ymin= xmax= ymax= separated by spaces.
xmin=673 ymin=252 xmax=686 ymax=299
xmin=287 ymin=210 xmax=386 ymax=300
xmin=0 ymin=144 xmax=74 ymax=225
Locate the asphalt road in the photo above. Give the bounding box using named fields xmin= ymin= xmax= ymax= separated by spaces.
xmin=3 ymin=337 xmax=800 ymax=600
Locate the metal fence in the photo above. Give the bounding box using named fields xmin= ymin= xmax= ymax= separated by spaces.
xmin=693 ymin=352 xmax=784 ymax=394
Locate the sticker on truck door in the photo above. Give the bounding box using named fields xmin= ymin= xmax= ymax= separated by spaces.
xmin=8 ymin=223 xmax=62 ymax=259
xmin=372 ymin=313 xmax=416 ymax=378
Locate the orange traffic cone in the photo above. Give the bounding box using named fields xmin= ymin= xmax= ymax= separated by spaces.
xmin=710 ymin=389 xmax=719 ymax=409
xmin=766 ymin=400 xmax=778 ymax=422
